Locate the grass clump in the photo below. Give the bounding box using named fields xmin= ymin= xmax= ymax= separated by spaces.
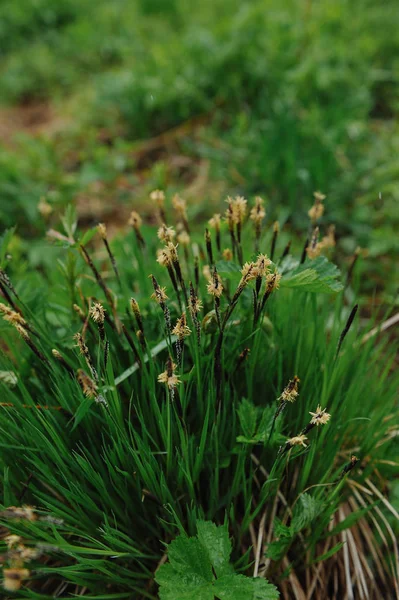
xmin=0 ymin=193 xmax=398 ymax=598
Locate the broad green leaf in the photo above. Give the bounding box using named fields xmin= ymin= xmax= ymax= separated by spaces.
xmin=196 ymin=520 xmax=233 ymax=578
xmin=156 ymin=536 xmax=214 ymax=600
xmin=214 ymin=574 xmax=279 ymax=599
xmin=237 ymin=398 xmax=258 ymax=439
xmin=156 ymin=522 xmax=279 ymax=600
xmin=280 ymin=256 xmax=343 ymax=293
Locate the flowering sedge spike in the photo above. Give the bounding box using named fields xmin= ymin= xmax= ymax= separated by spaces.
xmin=52 ymin=349 xmax=74 ymax=377
xmin=268 ymin=375 xmax=300 ymax=445
xmin=270 ymin=221 xmax=279 ymax=261
xmin=77 ymin=369 xmax=98 ymax=399
xmin=0 ymin=506 xmax=37 ymax=521
xmin=14 ymin=324 xmax=48 ymax=364
xmin=233 ymin=196 xmax=247 ymax=262
xmin=209 ymin=213 xmax=221 ymax=252
xmin=167 ymin=242 xmax=188 ymax=305
xmin=150 ymin=275 xmax=171 ymax=334
xmin=79 ymin=245 xmax=118 ymax=328
xmin=98 ymin=223 xmax=121 ymax=287
xmin=38 ymin=197 xmax=53 ymax=217
xmin=342 ymin=455 xmax=360 ymax=476
xmin=189 ymin=281 xmax=202 ymax=346
xmin=205 ymin=228 xmax=214 ymax=266
xmin=236 ymin=347 xmax=250 ymax=370
xmin=222 ymin=248 xmax=233 ymax=261
xmin=158 ymin=357 xmax=181 ymax=390
xmin=224 ymin=198 xmax=237 ymax=257
xmin=172 ymin=313 xmax=191 ymax=366
xmin=308 ymin=191 xmax=326 ymax=223
xmin=307 ymin=226 xmax=321 ymax=259
xmin=157 ymin=224 xmax=176 ymax=243
xmin=0 ymin=303 xmax=27 ymax=328
xmin=90 ymin=302 xmax=106 ymax=342
xmin=128 ymin=211 xmax=145 ymax=248
xmin=335 ymin=304 xmax=358 ymax=361
xmin=250 ymin=196 xmax=266 ymax=252
xmin=176 ymin=229 xmax=190 ymax=249
xmin=150 ymin=189 xmax=166 ymax=222
xmin=259 ymin=270 xmax=282 ymax=315
xmin=309 ymin=405 xmax=331 ymax=426
xmin=3 ymin=568 xmax=30 ymax=592
xmin=172 ymin=194 xmax=190 ymax=232
xmin=74 ymin=332 xmax=97 ymax=381
xmin=207 ymin=267 xmax=223 ymax=329
xmin=156 ymin=246 xmax=180 ymax=304
xmin=130 ymin=298 xmax=144 ymax=334
xmin=287 ymin=434 xmax=308 ymax=448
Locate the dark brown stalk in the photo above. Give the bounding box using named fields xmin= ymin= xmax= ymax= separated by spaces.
xmin=335 ymin=304 xmax=358 ymax=361
xmin=122 ymin=324 xmax=142 ymax=367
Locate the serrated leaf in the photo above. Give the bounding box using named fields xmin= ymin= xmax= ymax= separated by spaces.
xmin=156 ymin=523 xmax=278 ymax=600
xmin=213 ymin=574 xmax=279 ymax=599
xmin=265 ymin=538 xmax=292 ymax=561
xmin=280 ymin=257 xmax=343 ymax=293
xmin=156 ymin=536 xmax=214 ymax=600
xmin=291 ymin=494 xmax=323 ymax=533
xmin=196 ymin=521 xmax=233 ymax=578
xmin=237 ymin=398 xmax=258 ymax=439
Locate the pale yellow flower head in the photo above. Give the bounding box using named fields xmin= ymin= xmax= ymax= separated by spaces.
xmin=309 ymin=405 xmax=331 ymax=426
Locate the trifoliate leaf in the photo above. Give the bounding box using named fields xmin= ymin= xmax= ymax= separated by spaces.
xmin=280 ymin=256 xmax=343 ymax=293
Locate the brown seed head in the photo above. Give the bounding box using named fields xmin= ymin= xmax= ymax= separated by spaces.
xmin=97 ymin=223 xmax=107 ymax=240
xmin=3 ymin=568 xmax=30 ymax=591
xmin=172 ymin=313 xmax=191 ymax=340
xmin=150 ymin=189 xmax=165 ymax=206
xmin=128 ymin=211 xmax=143 ymax=229
xmin=77 ymin=369 xmax=98 ymax=398
xmin=222 ymin=248 xmax=233 ymax=261
xmin=157 ymin=224 xmax=176 ymax=243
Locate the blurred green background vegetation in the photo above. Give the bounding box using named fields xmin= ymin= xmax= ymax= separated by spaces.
xmin=0 ymin=0 xmax=398 ymax=298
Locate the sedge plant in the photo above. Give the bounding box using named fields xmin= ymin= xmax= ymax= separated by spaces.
xmin=0 ymin=193 xmax=398 ymax=599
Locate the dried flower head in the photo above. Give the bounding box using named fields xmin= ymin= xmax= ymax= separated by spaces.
xmin=158 ymin=359 xmax=181 ymax=389
xmin=177 ymin=230 xmax=190 ymax=246
xmin=172 ymin=313 xmax=191 ymax=340
xmin=172 ymin=194 xmax=187 ymax=219
xmin=74 ymin=332 xmax=89 ymax=356
xmin=250 ymin=196 xmax=266 ymax=224
xmin=308 ymin=192 xmax=325 ymax=222
xmin=77 ymin=369 xmax=98 ymax=399
xmin=265 ymin=271 xmax=282 ymax=293
xmin=150 ymin=285 xmax=168 ymax=304
xmin=273 ymin=221 xmax=280 ymax=234
xmin=38 ymin=197 xmax=52 ymax=217
xmin=232 ymin=196 xmax=247 ymax=224
xmin=150 ymin=189 xmax=165 ymax=206
xmin=255 ymin=253 xmax=272 ymax=277
xmin=1 ymin=506 xmax=37 ymax=521
xmin=3 ymin=568 xmax=30 ymax=591
xmin=97 ymin=223 xmax=107 ymax=240
xmin=309 ymin=405 xmax=331 ymax=426
xmin=5 ymin=534 xmax=22 ymax=549
xmin=279 ymin=376 xmax=300 ymax=403
xmin=0 ymin=304 xmax=27 ymax=328
xmin=128 ymin=211 xmax=143 ymax=229
xmin=207 ymin=271 xmax=223 ymax=298
xmin=240 ymin=262 xmax=257 ymax=282
xmin=222 ymin=248 xmax=233 ymax=261
xmin=321 ymin=225 xmax=336 ymax=249
xmin=15 ymin=323 xmax=30 ymax=340
xmin=156 ymin=247 xmax=172 ymax=267
xmin=287 ymin=434 xmax=308 ymax=448
xmin=209 ymin=213 xmax=221 ymax=230
xmin=90 ymin=302 xmax=105 ymax=324
xmin=157 ymin=224 xmax=176 ymax=243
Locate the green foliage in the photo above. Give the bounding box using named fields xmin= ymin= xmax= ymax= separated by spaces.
xmin=0 ymin=196 xmax=397 ymax=597
xmin=156 ymin=521 xmax=279 ymax=599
